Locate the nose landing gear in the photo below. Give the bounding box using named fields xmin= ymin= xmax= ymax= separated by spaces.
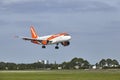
xmin=55 ymin=43 xmax=59 ymax=49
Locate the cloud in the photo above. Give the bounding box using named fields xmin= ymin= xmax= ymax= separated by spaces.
xmin=0 ymin=0 xmax=120 ymax=64
xmin=0 ymin=0 xmax=34 ymax=5
xmin=0 ymin=0 xmax=118 ymax=14
xmin=0 ymin=20 xmax=9 ymax=25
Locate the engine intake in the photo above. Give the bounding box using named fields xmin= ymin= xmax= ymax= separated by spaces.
xmin=61 ymin=41 xmax=70 ymax=46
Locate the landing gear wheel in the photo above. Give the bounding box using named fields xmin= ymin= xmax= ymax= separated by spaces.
xmin=42 ymin=45 xmax=46 ymax=48
xmin=55 ymin=46 xmax=59 ymax=49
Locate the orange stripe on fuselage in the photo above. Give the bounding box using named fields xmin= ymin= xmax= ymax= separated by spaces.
xmin=47 ymin=33 xmax=67 ymax=41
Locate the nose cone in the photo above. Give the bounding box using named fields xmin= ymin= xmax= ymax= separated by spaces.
xmin=67 ymin=36 xmax=71 ymax=40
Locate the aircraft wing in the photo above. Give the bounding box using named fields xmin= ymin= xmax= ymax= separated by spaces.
xmin=22 ymin=37 xmax=42 ymax=42
xmin=22 ymin=37 xmax=37 ymax=40
xmin=22 ymin=37 xmax=52 ymax=45
xmin=15 ymin=36 xmax=42 ymax=41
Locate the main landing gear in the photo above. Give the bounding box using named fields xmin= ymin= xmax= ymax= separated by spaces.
xmin=42 ymin=45 xmax=46 ymax=48
xmin=42 ymin=43 xmax=59 ymax=49
xmin=55 ymin=46 xmax=59 ymax=49
xmin=55 ymin=43 xmax=59 ymax=49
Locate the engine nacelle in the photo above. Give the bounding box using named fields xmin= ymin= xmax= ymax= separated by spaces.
xmin=61 ymin=41 xmax=70 ymax=46
xmin=41 ymin=40 xmax=48 ymax=45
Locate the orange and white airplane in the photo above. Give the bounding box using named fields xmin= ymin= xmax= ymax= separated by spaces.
xmin=20 ymin=26 xmax=71 ymax=49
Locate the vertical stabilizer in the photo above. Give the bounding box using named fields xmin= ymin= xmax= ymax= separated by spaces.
xmin=30 ymin=26 xmax=38 ymax=38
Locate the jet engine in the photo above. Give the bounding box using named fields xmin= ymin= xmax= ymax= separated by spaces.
xmin=61 ymin=41 xmax=70 ymax=46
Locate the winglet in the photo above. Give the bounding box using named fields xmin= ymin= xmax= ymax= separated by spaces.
xmin=30 ymin=26 xmax=38 ymax=38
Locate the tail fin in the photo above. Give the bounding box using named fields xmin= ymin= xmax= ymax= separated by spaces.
xmin=30 ymin=26 xmax=38 ymax=38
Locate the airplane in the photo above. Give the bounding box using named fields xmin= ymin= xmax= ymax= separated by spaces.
xmin=20 ymin=26 xmax=71 ymax=49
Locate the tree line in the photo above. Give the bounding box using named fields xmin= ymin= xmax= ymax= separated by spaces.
xmin=0 ymin=57 xmax=119 ymax=70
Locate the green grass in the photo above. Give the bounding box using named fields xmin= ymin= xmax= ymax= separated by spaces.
xmin=0 ymin=70 xmax=120 ymax=80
